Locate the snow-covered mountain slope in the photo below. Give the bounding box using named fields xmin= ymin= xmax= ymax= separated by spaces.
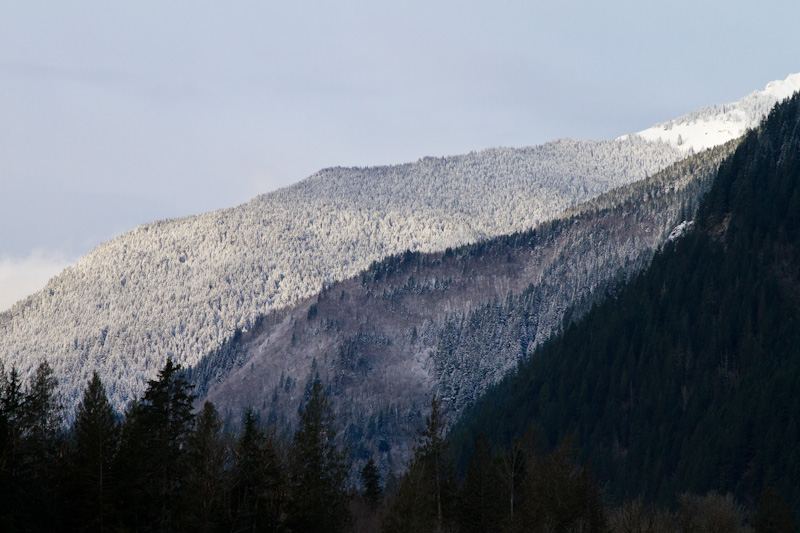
xmin=3 ymin=73 xmax=796 ymax=416
xmin=193 ymin=143 xmax=736 ymax=473
xmin=626 ymin=72 xmax=800 ymax=153
xmin=0 ymin=137 xmax=681 ymax=410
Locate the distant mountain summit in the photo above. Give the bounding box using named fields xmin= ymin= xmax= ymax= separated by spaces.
xmin=629 ymin=72 xmax=800 ymax=152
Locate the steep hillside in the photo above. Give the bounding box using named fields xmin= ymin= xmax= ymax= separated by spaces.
xmin=192 ymin=143 xmax=735 ymax=472
xmin=2 ymin=74 xmax=794 ymax=417
xmin=0 ymin=138 xmax=682 ymax=410
xmin=450 ymin=93 xmax=800 ymax=513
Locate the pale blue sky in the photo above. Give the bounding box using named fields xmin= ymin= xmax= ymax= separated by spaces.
xmin=1 ymin=0 xmax=798 ymax=309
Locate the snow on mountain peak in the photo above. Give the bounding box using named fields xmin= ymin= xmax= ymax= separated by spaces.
xmin=628 ymin=72 xmax=800 ymax=153
xmin=763 ymin=72 xmax=800 ymax=101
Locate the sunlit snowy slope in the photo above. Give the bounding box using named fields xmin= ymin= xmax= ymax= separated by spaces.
xmin=195 ymin=143 xmax=736 ymax=473
xmin=1 ymin=73 xmax=796 ymax=414
xmin=627 ymin=72 xmax=800 ymax=152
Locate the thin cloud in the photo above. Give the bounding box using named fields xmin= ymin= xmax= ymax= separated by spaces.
xmin=0 ymin=250 xmax=75 ymax=312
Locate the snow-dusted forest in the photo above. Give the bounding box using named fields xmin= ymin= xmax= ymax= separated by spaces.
xmin=3 ymin=72 xmax=794 ymax=416
xmin=0 ymin=137 xmax=682 ymax=411
xmin=193 ymin=142 xmax=736 ymax=473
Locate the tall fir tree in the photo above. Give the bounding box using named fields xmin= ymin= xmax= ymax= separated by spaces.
xmin=72 ymin=371 xmax=120 ymax=531
xmin=231 ymin=407 xmax=286 ymax=532
xmin=20 ymin=360 xmax=65 ymax=529
xmin=22 ymin=360 xmax=63 ymax=463
xmin=519 ymin=434 xmax=606 ymax=532
xmin=0 ymin=364 xmax=26 ymax=528
xmin=494 ymin=430 xmax=535 ymax=530
xmin=416 ymin=394 xmax=456 ymax=533
xmin=114 ymin=399 xmax=147 ymax=529
xmin=183 ymin=400 xmax=231 ymax=532
xmin=115 ymin=358 xmax=196 ymax=531
xmin=384 ymin=395 xmax=456 ymax=533
xmin=287 ymin=380 xmax=351 ymax=532
xmin=457 ymin=432 xmax=501 ymax=533
xmin=361 ymin=456 xmax=383 ymax=509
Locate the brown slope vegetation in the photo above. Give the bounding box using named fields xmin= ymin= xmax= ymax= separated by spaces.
xmin=192 ymin=142 xmax=737 ymax=473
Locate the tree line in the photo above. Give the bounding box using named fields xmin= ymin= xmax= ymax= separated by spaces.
xmin=0 ymin=358 xmax=353 ymax=532
xmin=380 ymin=398 xmax=795 ymax=533
xmin=2 ymin=359 xmax=796 ymax=532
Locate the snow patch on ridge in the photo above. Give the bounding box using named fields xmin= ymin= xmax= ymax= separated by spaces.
xmin=667 ymin=220 xmax=694 ymax=242
xmin=623 ymin=73 xmax=800 ymax=153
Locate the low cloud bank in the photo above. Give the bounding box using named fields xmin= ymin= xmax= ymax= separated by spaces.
xmin=0 ymin=250 xmax=75 ymax=312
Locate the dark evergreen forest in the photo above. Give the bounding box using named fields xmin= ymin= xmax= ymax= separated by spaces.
xmin=0 ymin=362 xmax=796 ymax=532
xmin=450 ymin=92 xmax=800 ymax=522
xmin=0 ymin=359 xmax=353 ymax=532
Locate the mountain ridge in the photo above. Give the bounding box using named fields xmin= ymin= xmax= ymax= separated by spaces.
xmin=0 ymin=138 xmax=682 ymax=411
xmin=1 ymin=74 xmax=796 ymax=417
xmin=191 ymin=142 xmax=736 ymax=472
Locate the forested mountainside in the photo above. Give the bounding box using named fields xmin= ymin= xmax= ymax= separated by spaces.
xmin=0 ymin=137 xmax=682 ymax=411
xmin=190 ymin=142 xmax=736 ymax=474
xmin=3 ymin=75 xmax=795 ymax=416
xmin=450 ymin=93 xmax=800 ymax=515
